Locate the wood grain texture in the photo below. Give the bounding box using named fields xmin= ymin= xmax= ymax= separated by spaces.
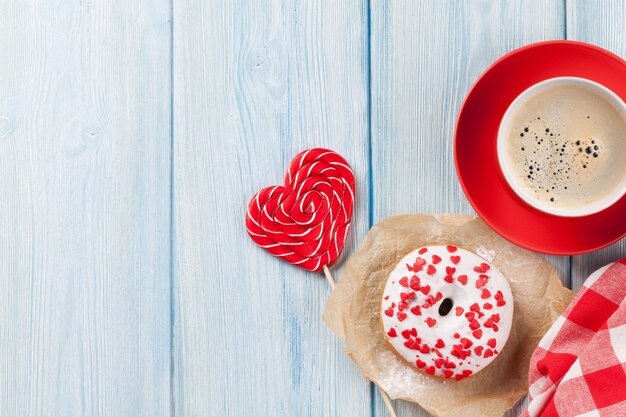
xmin=0 ymin=1 xmax=172 ymax=416
xmin=171 ymin=1 xmax=370 ymax=416
xmin=566 ymin=0 xmax=626 ymax=291
xmin=370 ymin=1 xmax=566 ymax=416
xmin=3 ymin=1 xmax=624 ymax=417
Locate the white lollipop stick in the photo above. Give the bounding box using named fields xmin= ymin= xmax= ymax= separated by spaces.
xmin=323 ymin=265 xmax=337 ymax=290
xmin=377 ymin=388 xmax=398 ymax=417
xmin=323 ymin=265 xmax=398 ymax=417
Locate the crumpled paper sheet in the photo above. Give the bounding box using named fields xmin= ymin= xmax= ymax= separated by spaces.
xmin=323 ymin=214 xmax=574 ymax=417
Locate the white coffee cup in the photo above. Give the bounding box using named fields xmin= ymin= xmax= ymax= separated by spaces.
xmin=497 ymin=76 xmax=626 ymax=217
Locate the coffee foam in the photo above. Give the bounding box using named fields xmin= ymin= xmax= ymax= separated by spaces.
xmin=503 ymin=84 xmax=626 ymax=211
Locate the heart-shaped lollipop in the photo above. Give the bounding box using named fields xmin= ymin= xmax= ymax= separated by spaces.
xmin=246 ymin=148 xmax=356 ymax=272
xmin=246 ymin=150 xmax=397 ymax=416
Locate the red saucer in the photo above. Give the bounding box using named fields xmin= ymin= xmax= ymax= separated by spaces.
xmin=455 ymin=40 xmax=626 ymax=255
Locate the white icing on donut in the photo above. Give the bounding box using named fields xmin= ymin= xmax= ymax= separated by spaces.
xmin=380 ymin=245 xmax=513 ymax=381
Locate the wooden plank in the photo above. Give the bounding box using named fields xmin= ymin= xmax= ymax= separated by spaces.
xmin=171 ymin=1 xmax=370 ymax=416
xmin=370 ymin=1 xmax=566 ymax=416
xmin=566 ymin=0 xmax=626 ymax=290
xmin=0 ymin=2 xmax=172 ymax=417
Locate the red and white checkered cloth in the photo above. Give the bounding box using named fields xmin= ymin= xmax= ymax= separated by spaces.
xmin=522 ymin=258 xmax=626 ymax=417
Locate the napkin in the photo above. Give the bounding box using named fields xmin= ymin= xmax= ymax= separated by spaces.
xmin=522 ymin=258 xmax=626 ymax=417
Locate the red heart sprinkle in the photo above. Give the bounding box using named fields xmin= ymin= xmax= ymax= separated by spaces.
xmin=415 ymin=257 xmax=427 ymax=267
xmin=444 ymin=275 xmax=454 ymax=283
xmin=387 ymin=328 xmax=397 ymax=337
xmin=487 ymin=338 xmax=496 ymax=348
xmin=401 ymin=329 xmax=411 ymax=339
xmin=497 ymin=299 xmax=506 ymax=307
xmin=426 ymin=318 xmax=437 ymax=327
xmin=465 ymin=311 xmax=476 ymax=321
xmin=435 ymin=339 xmax=445 ymax=348
xmin=445 ymin=360 xmax=456 ymax=369
xmin=484 ymin=348 xmax=494 ymax=358
xmin=455 ymin=306 xmax=464 ymax=316
xmin=453 ymin=332 xmax=460 ymax=338
xmin=397 ymin=311 xmax=407 ymax=321
xmin=450 ymin=255 xmax=461 ymax=264
xmin=384 ymin=295 xmax=389 ymax=300
xmin=427 ymin=265 xmax=436 ymax=275
xmin=420 ymin=344 xmax=431 ymax=354
xmin=384 ymin=307 xmax=394 ymax=317
xmin=493 ymin=324 xmax=499 ymax=332
xmin=460 ymin=338 xmax=473 ymax=348
xmin=472 ymin=329 xmax=483 ymax=339
xmin=494 ymin=290 xmax=503 ymax=300
xmin=418 ymin=248 xmax=428 ymax=255
xmin=435 ymin=358 xmax=445 ymax=369
xmin=425 ymin=366 xmax=436 ymax=375
xmin=469 ymin=319 xmax=480 ymax=330
xmin=420 ymin=285 xmax=431 ymax=295
xmin=476 ymin=274 xmax=489 ymax=288
xmin=457 ymin=275 xmax=468 ymax=285
xmin=416 ymin=359 xmax=427 ymax=368
xmin=492 ymin=314 xmax=500 ymax=323
xmin=446 ymin=266 xmax=456 ymax=275
xmin=483 ymin=303 xmax=493 ymax=310
xmin=455 ymin=369 xmax=473 ymax=381
xmin=470 ymin=303 xmax=480 ymax=312
xmin=481 ymin=289 xmax=491 ymax=299
xmin=484 ymin=318 xmax=494 ymax=328
xmin=399 ymin=277 xmax=409 ymax=287
xmin=406 ymin=263 xmax=414 ymax=272
xmin=474 ymin=346 xmax=484 ymax=356
xmin=409 ymin=275 xmax=420 ymax=291
xmin=411 ymin=340 xmax=421 ymax=350
xmin=473 ymin=263 xmax=491 ymax=273
xmin=447 ymin=245 xmax=458 ymax=253
xmin=410 ymin=305 xmax=422 ymax=315
xmin=432 ymin=255 xmax=442 ymax=264
xmin=246 ymin=148 xmax=355 ymax=272
xmin=404 ymin=339 xmax=413 ymax=348
xmin=411 ymin=328 xmax=417 ymax=337
xmin=444 ymin=369 xmax=454 ymax=378
xmin=400 ymin=291 xmax=415 ymax=301
xmin=398 ymin=301 xmax=408 ymax=311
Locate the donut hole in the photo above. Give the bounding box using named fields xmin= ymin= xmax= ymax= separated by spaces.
xmin=438 ymin=298 xmax=454 ymax=317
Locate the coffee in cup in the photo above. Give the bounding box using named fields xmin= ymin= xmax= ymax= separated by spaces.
xmin=497 ymin=77 xmax=626 ymax=216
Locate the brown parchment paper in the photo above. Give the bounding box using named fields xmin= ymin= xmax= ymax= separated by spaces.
xmin=323 ymin=214 xmax=574 ymax=417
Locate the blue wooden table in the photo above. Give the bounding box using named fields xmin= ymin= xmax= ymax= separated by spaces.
xmin=1 ymin=1 xmax=625 ymax=416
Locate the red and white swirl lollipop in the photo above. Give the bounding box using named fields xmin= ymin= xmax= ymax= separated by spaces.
xmin=245 ymin=149 xmax=397 ymax=417
xmin=246 ymin=148 xmax=355 ymax=272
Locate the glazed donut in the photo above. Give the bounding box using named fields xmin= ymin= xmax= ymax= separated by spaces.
xmin=380 ymin=245 xmax=513 ymax=381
